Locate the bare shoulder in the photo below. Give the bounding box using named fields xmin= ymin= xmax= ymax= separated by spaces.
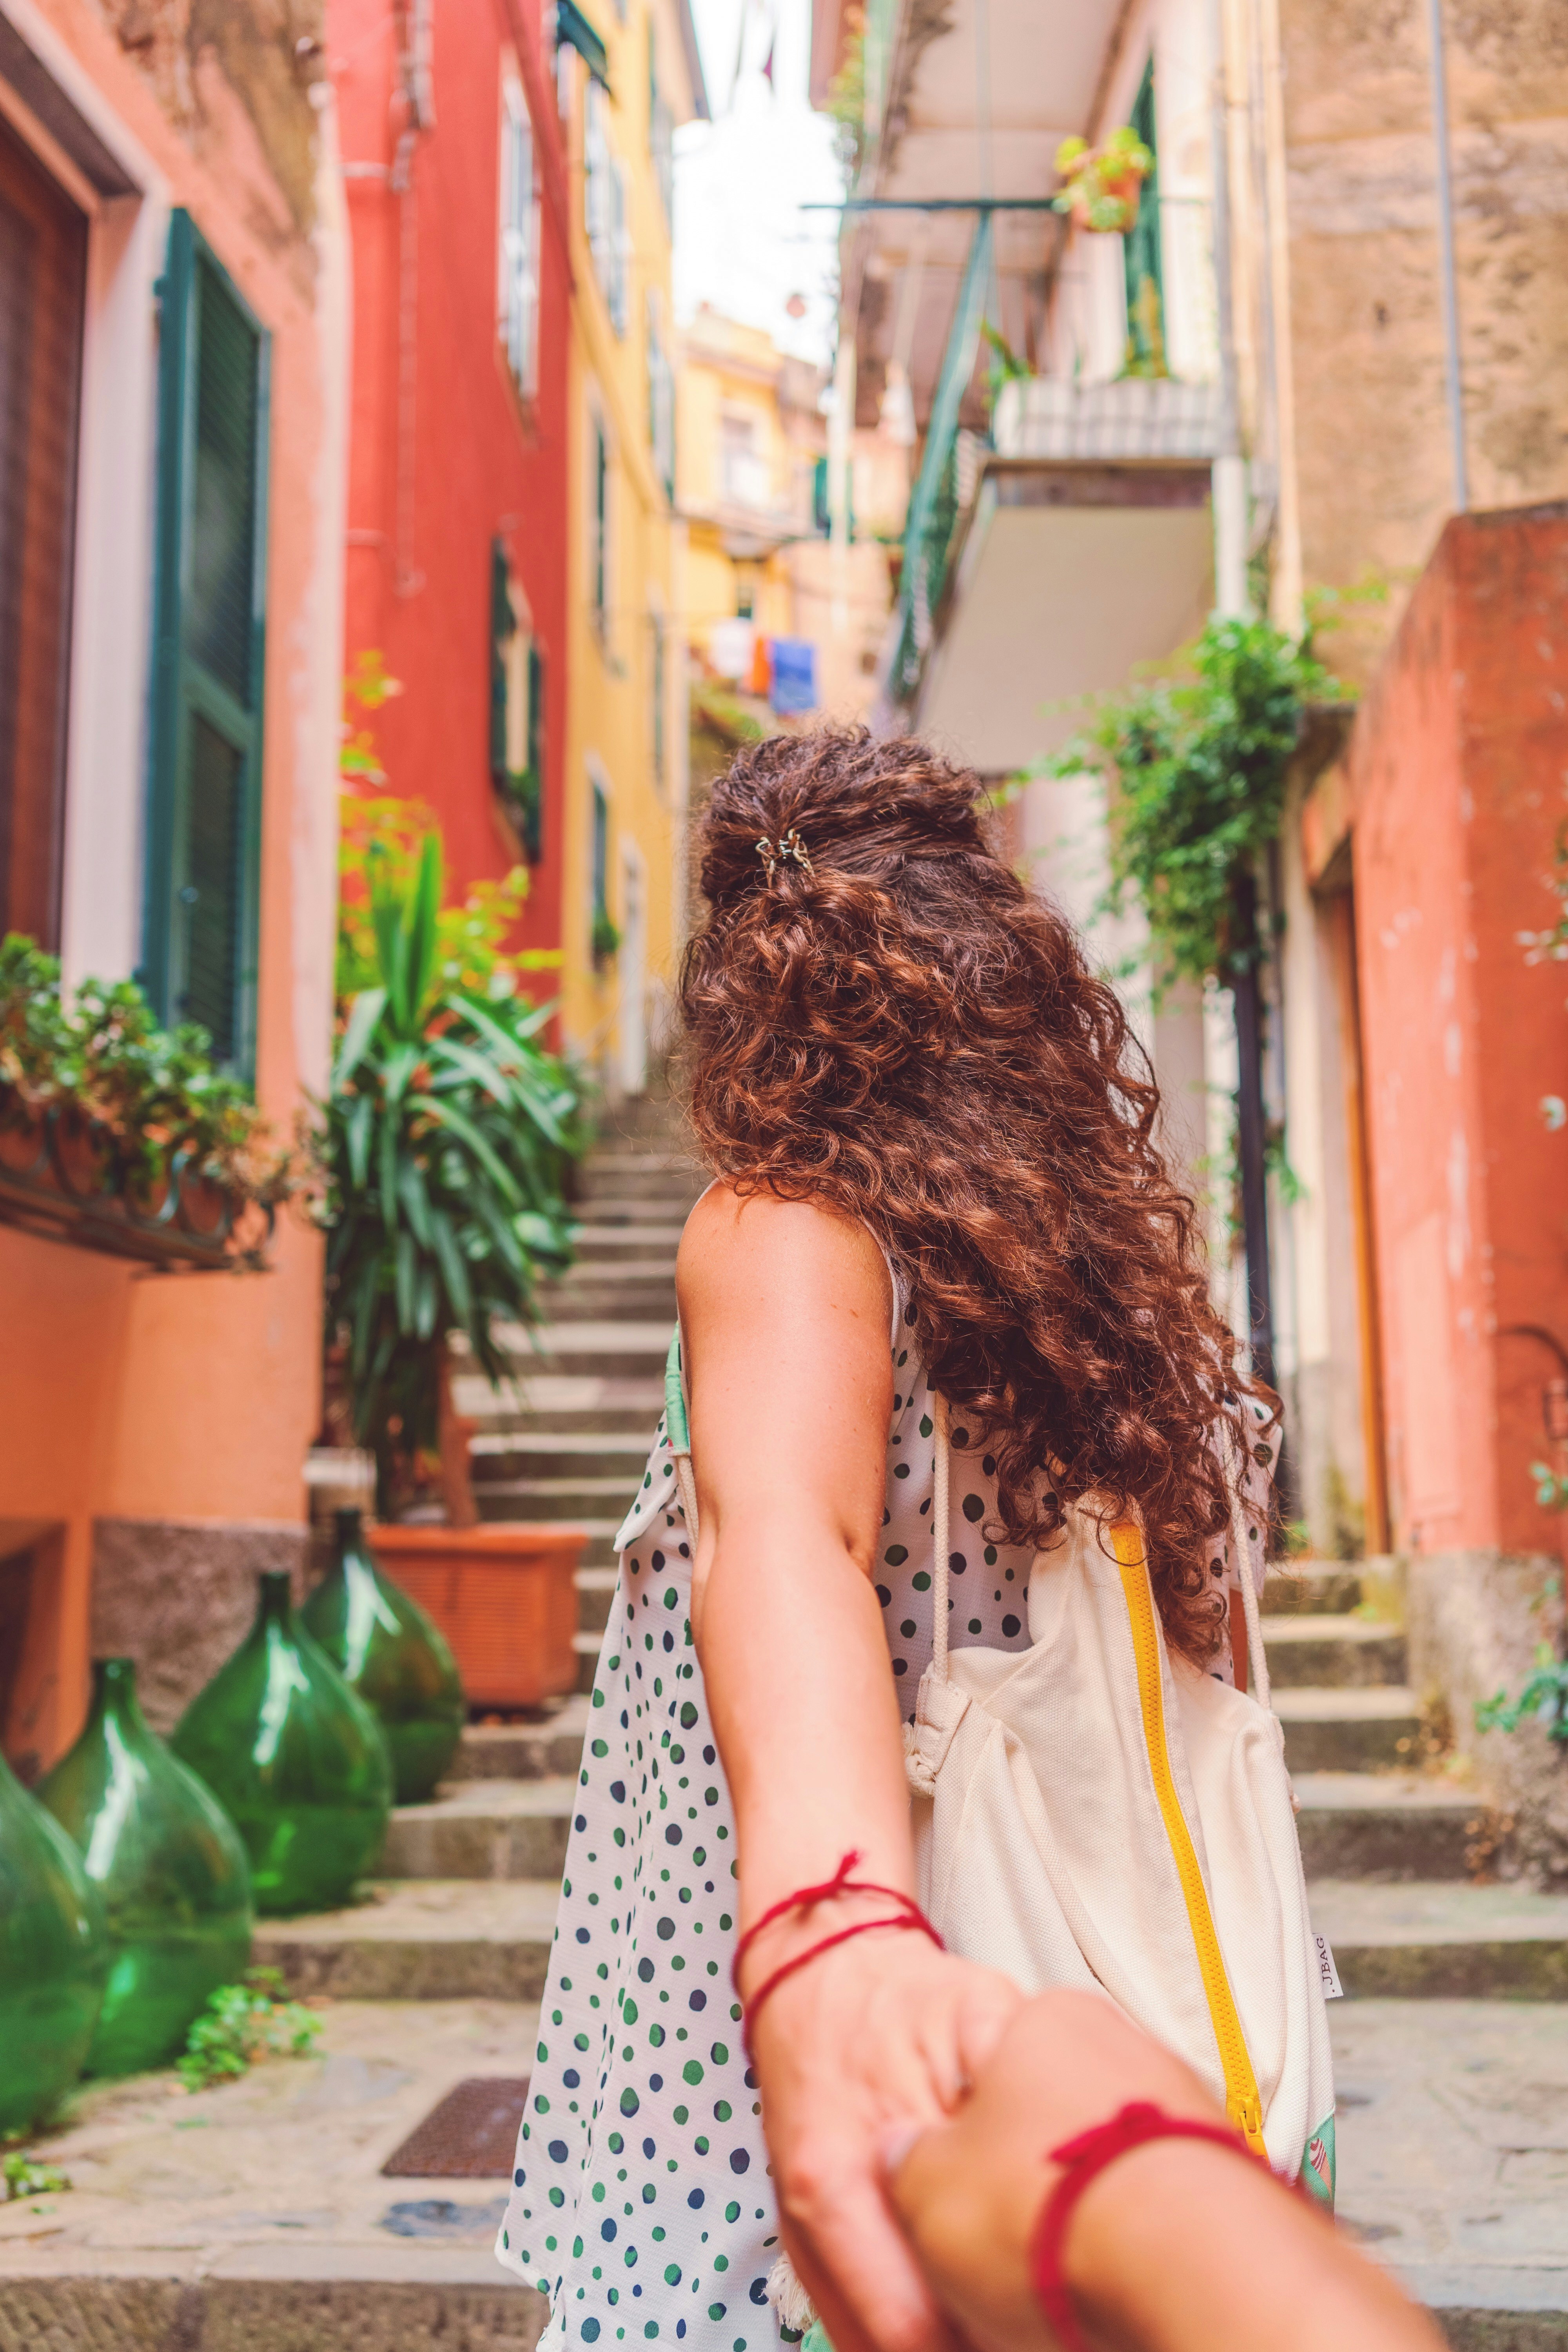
xmin=678 ymin=1183 xmax=890 ymax=1336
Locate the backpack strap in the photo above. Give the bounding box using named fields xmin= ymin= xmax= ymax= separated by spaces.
xmin=666 ymin=1323 xmax=701 ymax=1538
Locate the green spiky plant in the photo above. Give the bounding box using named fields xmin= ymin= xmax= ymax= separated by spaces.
xmin=325 ymin=827 xmax=582 ymax=1517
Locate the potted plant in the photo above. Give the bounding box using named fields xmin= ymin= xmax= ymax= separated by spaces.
xmin=323 ymin=804 xmax=588 ymax=1708
xmin=1052 ymin=126 xmax=1153 ymax=235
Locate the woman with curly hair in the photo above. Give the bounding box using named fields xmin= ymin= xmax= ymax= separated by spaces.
xmin=497 ymin=729 xmax=1281 ymax=2352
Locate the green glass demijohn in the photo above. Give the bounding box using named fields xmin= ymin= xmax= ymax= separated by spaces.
xmin=302 ymin=1509 xmax=465 ymax=1804
xmin=37 ymin=1658 xmax=254 ymax=2077
xmin=171 ymin=1571 xmax=393 ymax=1916
xmin=0 ymin=1745 xmax=108 ymax=2134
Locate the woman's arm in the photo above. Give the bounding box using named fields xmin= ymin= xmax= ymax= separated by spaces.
xmin=680 ymin=1186 xmax=1020 ymax=2352
xmin=891 ymin=1991 xmax=1442 ymax=2352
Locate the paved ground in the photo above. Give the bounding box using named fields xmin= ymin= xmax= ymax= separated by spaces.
xmin=1336 ymin=1998 xmax=1568 ymax=2340
xmin=0 ymin=2000 xmax=548 ymax=2349
xmin=4 ymin=1995 xmax=1568 ymax=2347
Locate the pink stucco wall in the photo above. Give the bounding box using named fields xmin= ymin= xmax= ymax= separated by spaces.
xmin=1353 ymin=504 xmax=1568 ymax=1557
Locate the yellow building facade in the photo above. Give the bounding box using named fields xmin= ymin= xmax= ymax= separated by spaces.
xmin=678 ymin=305 xmax=900 ymax=729
xmin=558 ymin=0 xmax=706 ymax=1087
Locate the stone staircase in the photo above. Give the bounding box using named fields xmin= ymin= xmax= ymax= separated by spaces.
xmin=255 ymin=1094 xmax=703 ymax=2004
xmin=247 ymin=1105 xmax=1568 ymax=2341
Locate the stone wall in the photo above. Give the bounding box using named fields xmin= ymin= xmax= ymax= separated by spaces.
xmin=1280 ymin=0 xmax=1568 ymax=683
xmin=91 ymin=1517 xmax=309 ymax=1733
xmin=1406 ymin=1545 xmax=1568 ymax=1886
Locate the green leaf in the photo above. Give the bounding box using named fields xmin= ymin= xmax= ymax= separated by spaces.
xmin=396 ymin=1155 xmax=436 ymax=1249
xmin=405 ymin=833 xmax=443 ymax=1025
xmin=410 ymin=1093 xmax=524 ymax=1208
xmin=429 ymin=1208 xmax=473 ymax=1325
xmin=335 ymin=988 xmax=388 ymax=1088
xmin=345 ymin=1093 xmax=374 ymax=1191
xmin=394 ymin=1229 xmax=417 ymax=1330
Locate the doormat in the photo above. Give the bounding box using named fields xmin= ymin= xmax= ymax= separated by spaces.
xmin=381 ymin=2076 xmax=531 ymax=2177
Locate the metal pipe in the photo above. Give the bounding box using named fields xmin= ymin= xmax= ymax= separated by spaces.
xmin=1231 ymin=866 xmax=1276 ymax=1390
xmin=1425 ymin=0 xmax=1468 ymax=512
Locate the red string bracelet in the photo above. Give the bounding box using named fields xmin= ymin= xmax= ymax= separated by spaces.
xmin=733 ymin=1851 xmax=943 ymax=2048
xmin=1030 ymin=2102 xmax=1275 ymax=2352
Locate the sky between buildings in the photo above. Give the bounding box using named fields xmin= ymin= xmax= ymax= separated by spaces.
xmin=674 ymin=0 xmax=844 ymax=368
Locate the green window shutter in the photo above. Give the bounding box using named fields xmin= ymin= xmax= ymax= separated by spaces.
xmin=525 ymin=642 xmax=546 ymax=864
xmin=1123 ymin=60 xmax=1165 ymax=377
xmin=143 ymin=211 xmax=269 ymax=1078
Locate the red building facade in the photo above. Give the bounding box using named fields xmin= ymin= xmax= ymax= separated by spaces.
xmin=330 ymin=0 xmax=573 ymax=951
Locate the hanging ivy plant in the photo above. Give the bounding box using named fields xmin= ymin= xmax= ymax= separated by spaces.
xmin=1034 ymin=617 xmax=1340 ymax=993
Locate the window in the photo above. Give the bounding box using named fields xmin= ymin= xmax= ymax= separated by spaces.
xmin=590 ymin=775 xmax=615 ymax=958
xmin=1123 ymin=59 xmax=1166 ymax=377
xmin=142 ymin=213 xmax=269 ymax=1077
xmin=498 ymin=76 xmax=540 ymax=399
xmin=650 ymin=615 xmax=665 ymax=795
xmin=490 ymin=541 xmax=543 ymax=862
xmin=0 ymin=117 xmax=86 ymax=949
xmin=649 ymin=22 xmax=673 ymax=229
xmin=720 ymin=412 xmax=768 ymax=510
xmin=584 ymin=81 xmax=628 ymax=334
xmin=590 ymin=416 xmax=610 ymax=635
xmin=646 ymin=293 xmax=675 ymax=502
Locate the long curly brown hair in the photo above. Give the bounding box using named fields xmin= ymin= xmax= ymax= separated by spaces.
xmin=677 ymin=728 xmax=1276 ymax=1664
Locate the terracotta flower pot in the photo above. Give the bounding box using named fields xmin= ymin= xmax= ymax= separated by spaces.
xmin=368 ymin=1523 xmax=586 ymax=1710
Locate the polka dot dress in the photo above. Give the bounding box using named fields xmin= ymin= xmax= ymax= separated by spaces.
xmin=496 ymin=1300 xmax=1276 ymax=2346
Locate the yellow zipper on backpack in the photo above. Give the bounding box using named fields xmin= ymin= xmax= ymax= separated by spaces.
xmin=1111 ymin=1523 xmax=1267 ymax=2155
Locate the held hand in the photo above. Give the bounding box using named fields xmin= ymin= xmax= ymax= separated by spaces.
xmin=747 ymin=1913 xmax=1023 ymax=2352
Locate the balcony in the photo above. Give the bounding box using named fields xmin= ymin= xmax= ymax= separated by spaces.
xmin=993 ymin=375 xmax=1221 ymax=463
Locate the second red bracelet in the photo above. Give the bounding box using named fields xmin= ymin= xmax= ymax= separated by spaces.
xmin=733 ymin=1850 xmax=944 ymax=2047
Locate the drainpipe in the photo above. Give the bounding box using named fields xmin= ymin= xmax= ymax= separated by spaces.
xmin=1425 ymin=0 xmax=1468 ymax=512
xmin=1210 ymin=0 xmax=1274 ymax=1390
xmin=1207 ymin=0 xmax=1247 ymax=619
xmin=1230 ymin=866 xmax=1276 ymax=1391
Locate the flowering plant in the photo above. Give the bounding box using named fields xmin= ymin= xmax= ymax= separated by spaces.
xmin=1053 ymin=127 xmax=1153 ymax=234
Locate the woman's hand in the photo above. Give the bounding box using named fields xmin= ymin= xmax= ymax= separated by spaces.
xmin=748 ymin=1916 xmax=1023 ymax=2352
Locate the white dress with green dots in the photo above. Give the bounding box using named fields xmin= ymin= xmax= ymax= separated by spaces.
xmin=495 ymin=1293 xmax=1276 ymax=2349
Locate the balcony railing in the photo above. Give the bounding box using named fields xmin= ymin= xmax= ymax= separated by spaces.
xmin=993 ymin=375 xmax=1221 ymax=463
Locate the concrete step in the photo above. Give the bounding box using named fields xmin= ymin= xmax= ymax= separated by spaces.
xmin=581 ymin=1196 xmax=704 ymax=1225
xmin=570 ymin=1220 xmax=689 ymax=1257
xmin=577 ymin=1164 xmax=706 ymax=1207
xmin=378 ymin=1778 xmax=575 ymax=1881
xmin=576 ymin=1563 xmax=619 ymax=1632
xmin=450 ymin=1698 xmax=588 ymax=1780
xmin=253 ymin=1880 xmax=561 ymax=2001
xmin=575 ymin=1628 xmax=601 ymax=1692
xmin=1276 ymin=1685 xmax=1424 ymax=1773
xmin=1262 ymin=1614 xmax=1408 ymax=1688
xmin=453 ymin=1374 xmax=664 ymax=1433
xmin=1292 ymin=1772 xmax=1492 ymax=1881
xmin=550 ymin=1259 xmax=679 ymax=1320
xmin=495 ymin=1320 xmax=673 ymax=1381
xmin=1262 ymin=1562 xmax=1365 ymax=1614
xmin=1310 ymin=1878 xmax=1568 ymax=1998
xmin=472 ymin=1501 xmax=621 ymax=1565
xmin=469 ymin=1431 xmax=651 ymax=1481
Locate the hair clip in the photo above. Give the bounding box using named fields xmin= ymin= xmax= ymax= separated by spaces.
xmin=754 ymin=828 xmax=814 ymax=884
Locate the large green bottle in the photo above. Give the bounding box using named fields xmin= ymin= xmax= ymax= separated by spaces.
xmin=301 ymin=1510 xmax=464 ymax=1804
xmin=0 ymin=1747 xmax=108 ymax=2132
xmin=37 ymin=1658 xmax=253 ymax=2076
xmin=172 ymin=1572 xmax=393 ymax=1916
